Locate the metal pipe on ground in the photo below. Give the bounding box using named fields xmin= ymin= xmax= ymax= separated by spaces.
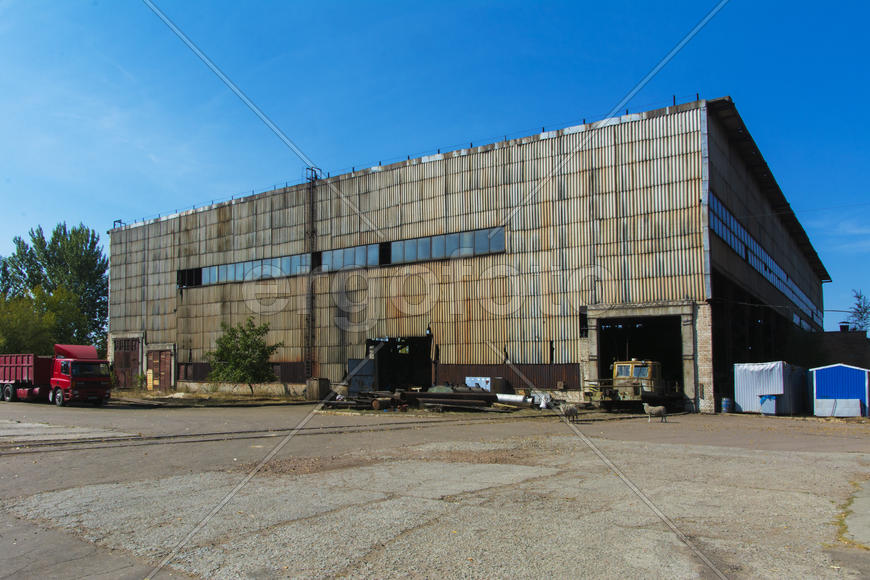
xmin=496 ymin=393 xmax=529 ymax=405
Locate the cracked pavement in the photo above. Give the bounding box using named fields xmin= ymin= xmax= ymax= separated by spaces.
xmin=1 ymin=404 xmax=868 ymax=578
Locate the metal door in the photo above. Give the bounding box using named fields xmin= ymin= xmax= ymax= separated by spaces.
xmin=113 ymin=338 xmax=140 ymax=389
xmin=147 ymin=350 xmax=173 ymax=390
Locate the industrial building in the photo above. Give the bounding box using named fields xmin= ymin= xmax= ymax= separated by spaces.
xmin=107 ymin=97 xmax=829 ymax=412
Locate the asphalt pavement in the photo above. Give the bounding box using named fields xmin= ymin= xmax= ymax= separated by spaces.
xmin=1 ymin=401 xmax=867 ymax=579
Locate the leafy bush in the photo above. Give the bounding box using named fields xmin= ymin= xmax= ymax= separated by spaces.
xmin=206 ymin=318 xmax=284 ymax=395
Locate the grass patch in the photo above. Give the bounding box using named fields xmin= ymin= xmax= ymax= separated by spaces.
xmin=833 ymin=480 xmax=870 ymax=551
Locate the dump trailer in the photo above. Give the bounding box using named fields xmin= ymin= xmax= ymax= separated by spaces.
xmin=0 ymin=344 xmax=111 ymax=406
xmin=584 ymin=359 xmax=680 ymax=410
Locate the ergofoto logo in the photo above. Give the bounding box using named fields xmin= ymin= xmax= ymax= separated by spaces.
xmin=241 ymin=262 xmax=291 ymax=316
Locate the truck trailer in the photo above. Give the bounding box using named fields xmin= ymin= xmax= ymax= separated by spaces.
xmin=0 ymin=344 xmax=111 ymax=406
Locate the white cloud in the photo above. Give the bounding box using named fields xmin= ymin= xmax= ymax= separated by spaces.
xmin=803 ymin=209 xmax=870 ymax=256
xmin=835 ymin=238 xmax=870 ymax=253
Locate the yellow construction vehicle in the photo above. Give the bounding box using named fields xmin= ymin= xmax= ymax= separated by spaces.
xmin=584 ymin=359 xmax=680 ymax=410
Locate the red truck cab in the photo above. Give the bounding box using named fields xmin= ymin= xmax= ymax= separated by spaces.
xmin=1 ymin=344 xmax=111 ymax=406
xmin=49 ymin=344 xmax=112 ymax=406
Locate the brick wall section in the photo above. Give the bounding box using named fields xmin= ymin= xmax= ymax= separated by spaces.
xmin=695 ymin=302 xmax=716 ymax=413
xmin=680 ymin=312 xmax=697 ymax=410
xmin=813 ymin=331 xmax=870 ymax=369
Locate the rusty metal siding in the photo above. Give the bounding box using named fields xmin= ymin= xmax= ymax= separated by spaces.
xmin=109 ymin=105 xmax=709 ymax=383
xmin=438 ymin=363 xmax=582 ymax=391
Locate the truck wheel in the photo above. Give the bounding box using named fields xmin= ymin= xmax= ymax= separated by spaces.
xmin=3 ymin=385 xmax=13 ymax=402
xmin=54 ymin=388 xmax=65 ymax=407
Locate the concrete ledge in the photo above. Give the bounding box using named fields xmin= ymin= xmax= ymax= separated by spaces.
xmin=177 ymin=381 xmax=307 ymax=398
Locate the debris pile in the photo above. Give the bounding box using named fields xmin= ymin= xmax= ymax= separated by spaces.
xmin=324 ymin=385 xmax=536 ymax=413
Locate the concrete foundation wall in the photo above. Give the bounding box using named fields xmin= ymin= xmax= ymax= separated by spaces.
xmin=177 ymin=381 xmax=307 ymax=398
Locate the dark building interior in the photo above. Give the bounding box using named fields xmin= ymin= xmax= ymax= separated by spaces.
xmin=710 ymin=270 xmax=809 ymax=401
xmin=597 ymin=316 xmax=683 ymax=386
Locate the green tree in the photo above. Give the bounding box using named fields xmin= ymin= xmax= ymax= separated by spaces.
xmin=1 ymin=237 xmax=43 ymax=296
xmin=848 ymin=289 xmax=870 ymax=333
xmin=0 ymin=295 xmax=55 ymax=354
xmin=206 ymin=318 xmax=284 ymax=395
xmin=1 ymin=223 xmax=108 ymax=349
xmin=34 ymin=286 xmax=89 ymax=345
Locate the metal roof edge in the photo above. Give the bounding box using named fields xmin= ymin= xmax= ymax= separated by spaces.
xmin=810 ymin=363 xmax=870 ymax=373
xmin=107 ymin=99 xmax=718 ymax=236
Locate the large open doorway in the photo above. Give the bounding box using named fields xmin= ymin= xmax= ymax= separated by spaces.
xmin=597 ymin=316 xmax=683 ymax=386
xmin=348 ymin=336 xmax=433 ymax=392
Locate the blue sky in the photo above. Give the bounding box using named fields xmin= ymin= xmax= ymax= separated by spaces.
xmin=0 ymin=0 xmax=867 ymax=329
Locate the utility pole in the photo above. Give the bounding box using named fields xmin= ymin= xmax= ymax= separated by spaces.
xmin=304 ymin=167 xmax=319 ymax=379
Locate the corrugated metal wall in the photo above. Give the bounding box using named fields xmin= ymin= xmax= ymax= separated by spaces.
xmin=733 ymin=361 xmax=807 ymax=414
xmin=109 ymin=106 xmax=708 ymax=384
xmin=438 ymin=363 xmax=582 ymax=391
xmin=812 ymin=365 xmax=869 ymax=411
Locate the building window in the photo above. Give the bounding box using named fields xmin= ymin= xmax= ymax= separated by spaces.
xmin=474 ymin=230 xmax=489 ymax=255
xmin=181 ymin=227 xmax=508 ymax=289
xmin=490 ymin=227 xmax=506 ymax=253
xmin=404 ymin=238 xmax=417 ymax=262
xmin=390 ymin=241 xmax=403 ymax=264
xmin=367 ymin=244 xmax=379 ymax=266
xmin=445 ymin=233 xmax=460 ymax=258
xmin=417 ymin=237 xmax=430 ymax=261
xmin=459 ymin=231 xmax=474 ymax=257
xmin=432 ymin=235 xmax=446 ymax=259
xmin=177 ymin=268 xmax=202 ymax=288
xmin=709 ymin=192 xmax=820 ymax=326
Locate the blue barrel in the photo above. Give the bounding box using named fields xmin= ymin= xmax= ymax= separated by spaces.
xmin=721 ymin=397 xmax=733 ymax=413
